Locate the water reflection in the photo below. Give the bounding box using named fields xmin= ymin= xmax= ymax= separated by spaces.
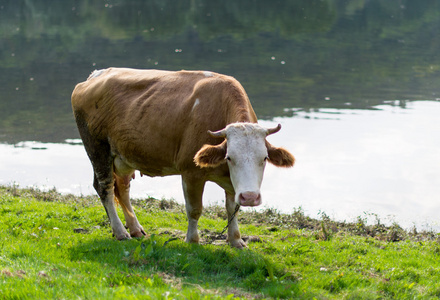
xmin=2 ymin=101 xmax=440 ymax=230
xmin=1 ymin=1 xmax=440 ymax=143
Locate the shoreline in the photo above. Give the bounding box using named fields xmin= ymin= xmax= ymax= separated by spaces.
xmin=2 ymin=184 xmax=438 ymax=242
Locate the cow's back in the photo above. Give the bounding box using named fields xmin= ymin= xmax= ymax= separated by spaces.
xmin=71 ymin=68 xmax=257 ymax=176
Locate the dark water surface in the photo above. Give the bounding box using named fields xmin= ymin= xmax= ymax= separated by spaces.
xmin=1 ymin=1 xmax=440 ymax=228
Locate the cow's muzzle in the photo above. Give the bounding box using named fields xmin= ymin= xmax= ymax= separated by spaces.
xmin=238 ymin=191 xmax=261 ymax=207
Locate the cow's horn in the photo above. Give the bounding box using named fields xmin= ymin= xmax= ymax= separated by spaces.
xmin=208 ymin=129 xmax=227 ymax=138
xmin=266 ymin=124 xmax=281 ymax=136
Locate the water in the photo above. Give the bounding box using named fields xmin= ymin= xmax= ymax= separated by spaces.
xmin=1 ymin=1 xmax=440 ymax=230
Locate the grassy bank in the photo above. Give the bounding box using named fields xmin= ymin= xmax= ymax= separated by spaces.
xmin=1 ymin=185 xmax=440 ymax=299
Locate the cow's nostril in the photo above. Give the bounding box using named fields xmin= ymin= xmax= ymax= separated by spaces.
xmin=239 ymin=192 xmax=261 ymax=206
xmin=240 ymin=192 xmax=258 ymax=201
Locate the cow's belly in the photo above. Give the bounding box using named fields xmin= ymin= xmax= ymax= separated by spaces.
xmin=139 ymin=166 xmax=180 ymax=177
xmin=114 ymin=155 xmax=180 ymax=178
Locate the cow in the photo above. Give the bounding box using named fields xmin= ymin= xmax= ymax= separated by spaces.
xmin=71 ymin=68 xmax=294 ymax=248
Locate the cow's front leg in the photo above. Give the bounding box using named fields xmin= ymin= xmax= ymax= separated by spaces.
xmin=94 ymin=175 xmax=130 ymax=240
xmin=114 ymin=173 xmax=146 ymax=238
xmin=182 ymin=175 xmax=205 ymax=244
xmin=226 ymin=192 xmax=246 ymax=248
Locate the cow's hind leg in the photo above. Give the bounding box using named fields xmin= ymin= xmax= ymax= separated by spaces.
xmin=74 ymin=111 xmax=130 ymax=240
xmin=92 ymin=173 xmax=130 ymax=240
xmin=182 ymin=175 xmax=205 ymax=244
xmin=114 ymin=158 xmax=146 ymax=238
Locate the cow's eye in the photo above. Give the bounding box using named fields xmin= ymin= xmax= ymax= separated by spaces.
xmin=264 ymin=156 xmax=269 ymax=161
xmin=226 ymin=155 xmax=231 ymax=161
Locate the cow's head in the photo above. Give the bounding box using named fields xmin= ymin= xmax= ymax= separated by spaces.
xmin=194 ymin=123 xmax=295 ymax=207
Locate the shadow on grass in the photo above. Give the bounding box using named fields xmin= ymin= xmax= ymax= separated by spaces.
xmin=68 ymin=234 xmax=302 ymax=299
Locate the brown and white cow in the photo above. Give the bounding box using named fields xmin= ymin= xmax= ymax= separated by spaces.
xmin=71 ymin=68 xmax=294 ymax=248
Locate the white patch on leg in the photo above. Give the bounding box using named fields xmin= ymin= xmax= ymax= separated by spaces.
xmin=186 ymin=217 xmax=199 ymax=243
xmin=226 ymin=193 xmax=246 ymax=248
xmin=203 ymin=71 xmax=213 ymax=77
xmin=104 ymin=193 xmax=130 ymax=239
xmin=182 ymin=180 xmax=200 ymax=243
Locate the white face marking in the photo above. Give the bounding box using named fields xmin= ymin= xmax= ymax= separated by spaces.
xmin=203 ymin=71 xmax=213 ymax=77
xmin=192 ymin=98 xmax=200 ymax=112
xmin=224 ymin=123 xmax=268 ymax=207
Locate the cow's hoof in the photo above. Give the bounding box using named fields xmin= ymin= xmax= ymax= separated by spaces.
xmin=130 ymin=229 xmax=146 ymax=238
xmin=185 ymin=235 xmax=200 ymax=244
xmin=230 ymin=239 xmax=247 ymax=249
xmin=113 ymin=230 xmax=131 ymax=240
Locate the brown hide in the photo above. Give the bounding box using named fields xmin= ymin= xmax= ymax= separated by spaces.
xmin=71 ymin=68 xmax=258 ymax=177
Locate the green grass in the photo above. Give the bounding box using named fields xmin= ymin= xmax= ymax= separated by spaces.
xmin=1 ymin=186 xmax=440 ymax=299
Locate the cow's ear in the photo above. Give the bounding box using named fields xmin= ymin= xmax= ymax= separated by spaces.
xmin=194 ymin=141 xmax=227 ymax=168
xmin=266 ymin=141 xmax=295 ymax=168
